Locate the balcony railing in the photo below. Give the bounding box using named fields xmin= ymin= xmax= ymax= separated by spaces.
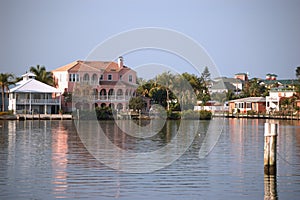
xmin=17 ymin=99 xmax=60 ymax=105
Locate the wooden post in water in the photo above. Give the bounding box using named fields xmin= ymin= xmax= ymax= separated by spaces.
xmin=264 ymin=174 xmax=278 ymax=200
xmin=264 ymin=123 xmax=278 ymax=175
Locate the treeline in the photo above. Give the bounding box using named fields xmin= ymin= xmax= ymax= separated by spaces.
xmin=133 ymin=67 xmax=212 ymax=112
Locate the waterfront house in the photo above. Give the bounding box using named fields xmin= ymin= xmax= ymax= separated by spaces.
xmin=194 ymin=100 xmax=228 ymax=113
xmin=229 ymin=97 xmax=266 ymax=114
xmin=8 ymin=72 xmax=61 ymax=114
xmin=266 ymin=87 xmax=296 ymax=112
xmin=52 ymin=57 xmax=138 ymax=112
xmin=209 ymin=77 xmax=244 ymax=94
xmin=234 ymin=72 xmax=248 ymax=81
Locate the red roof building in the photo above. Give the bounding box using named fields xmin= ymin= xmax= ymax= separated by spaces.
xmin=52 ymin=57 xmax=137 ymax=112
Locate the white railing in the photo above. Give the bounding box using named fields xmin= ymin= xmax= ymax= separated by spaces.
xmin=17 ymin=99 xmax=60 ymax=104
xmin=97 ymin=95 xmax=134 ymax=101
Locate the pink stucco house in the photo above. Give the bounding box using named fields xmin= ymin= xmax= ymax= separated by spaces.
xmin=52 ymin=57 xmax=137 ymax=112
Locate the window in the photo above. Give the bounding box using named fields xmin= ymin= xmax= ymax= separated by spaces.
xmin=246 ymin=103 xmax=251 ymax=108
xmin=240 ymin=103 xmax=244 ymax=108
xmin=100 ymin=74 xmax=103 ymax=80
xmin=108 ymin=74 xmax=112 ymax=81
xmin=91 ymin=74 xmax=97 ymax=83
xmin=83 ymin=73 xmax=90 ymax=82
xmin=119 ymin=75 xmax=122 ymax=80
xmin=129 ymin=75 xmax=132 ymax=82
xmin=69 ymin=74 xmax=79 ymax=82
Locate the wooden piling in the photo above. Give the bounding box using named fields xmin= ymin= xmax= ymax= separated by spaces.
xmin=264 ymin=123 xmax=278 ymax=175
xmin=264 ymin=174 xmax=278 ymax=200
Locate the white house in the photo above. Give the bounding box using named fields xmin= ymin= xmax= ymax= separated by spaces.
xmin=266 ymin=88 xmax=295 ymax=113
xmin=8 ymin=72 xmax=61 ymax=114
xmin=209 ymin=77 xmax=243 ymax=94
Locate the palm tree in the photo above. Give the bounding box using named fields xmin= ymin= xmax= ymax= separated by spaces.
xmin=156 ymin=71 xmax=174 ymax=111
xmin=0 ymin=73 xmax=14 ymax=111
xmin=296 ymin=66 xmax=300 ymax=78
xmin=30 ymin=65 xmax=54 ymax=86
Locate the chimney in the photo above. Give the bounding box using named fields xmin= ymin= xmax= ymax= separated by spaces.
xmin=118 ymin=56 xmax=123 ymax=68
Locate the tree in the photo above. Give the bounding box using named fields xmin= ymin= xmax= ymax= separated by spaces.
xmin=201 ymin=66 xmax=211 ymax=83
xmin=156 ymin=71 xmax=174 ymax=111
xmin=296 ymin=67 xmax=300 ymax=97
xmin=30 ymin=65 xmax=55 ymax=86
xmin=0 ymin=73 xmax=14 ymax=111
xmin=242 ymin=78 xmax=267 ymax=97
xmin=129 ymin=96 xmax=146 ymax=112
xmin=296 ymin=66 xmax=300 ymax=78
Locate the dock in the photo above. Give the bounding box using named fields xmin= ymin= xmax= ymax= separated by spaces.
xmin=17 ymin=114 xmax=73 ymax=120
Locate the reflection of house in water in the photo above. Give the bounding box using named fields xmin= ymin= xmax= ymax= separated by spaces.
xmin=51 ymin=121 xmax=69 ymax=196
xmin=228 ymin=118 xmax=260 ymax=175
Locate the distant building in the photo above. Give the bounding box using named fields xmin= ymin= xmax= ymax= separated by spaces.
xmin=259 ymin=79 xmax=299 ymax=90
xmin=194 ymin=100 xmax=228 ymax=113
xmin=229 ymin=97 xmax=266 ymax=114
xmin=8 ymin=72 xmax=61 ymax=114
xmin=234 ymin=73 xmax=248 ymax=81
xmin=265 ymin=73 xmax=277 ymax=80
xmin=266 ymin=87 xmax=296 ymax=112
xmin=209 ymin=77 xmax=243 ymax=94
xmin=52 ymin=57 xmax=138 ymax=112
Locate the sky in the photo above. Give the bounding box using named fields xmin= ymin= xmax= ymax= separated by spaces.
xmin=0 ymin=0 xmax=300 ymax=80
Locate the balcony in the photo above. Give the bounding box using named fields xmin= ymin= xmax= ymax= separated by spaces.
xmin=17 ymin=99 xmax=60 ymax=105
xmin=96 ymin=95 xmax=133 ymax=102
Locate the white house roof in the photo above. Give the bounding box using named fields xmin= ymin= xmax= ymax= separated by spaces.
xmin=229 ymin=97 xmax=266 ymax=103
xmin=21 ymin=72 xmax=36 ymax=77
xmin=9 ymin=79 xmax=60 ymax=93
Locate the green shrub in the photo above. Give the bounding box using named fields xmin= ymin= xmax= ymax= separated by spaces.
xmin=167 ymin=110 xmax=181 ymax=120
xmin=0 ymin=111 xmax=13 ymax=116
xmin=247 ymin=110 xmax=257 ymax=115
xmin=181 ymin=109 xmax=212 ymax=120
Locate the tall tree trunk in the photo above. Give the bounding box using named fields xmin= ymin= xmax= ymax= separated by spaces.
xmin=1 ymin=85 xmax=5 ymax=112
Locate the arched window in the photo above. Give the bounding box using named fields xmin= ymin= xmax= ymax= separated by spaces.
xmin=93 ymin=88 xmax=98 ymax=99
xmin=83 ymin=73 xmax=89 ymax=83
xmin=117 ymin=89 xmax=123 ymax=99
xmin=109 ymin=103 xmax=115 ymax=109
xmin=99 ymin=89 xmax=106 ymax=100
xmin=108 ymin=89 xmax=114 ymax=100
xmin=91 ymin=74 xmax=97 ymax=84
xmin=117 ymin=103 xmax=123 ymax=111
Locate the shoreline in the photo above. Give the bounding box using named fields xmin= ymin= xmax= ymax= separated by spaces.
xmin=0 ymin=114 xmax=73 ymax=120
xmin=1 ymin=113 xmax=299 ymax=121
xmin=213 ymin=113 xmax=300 ymax=120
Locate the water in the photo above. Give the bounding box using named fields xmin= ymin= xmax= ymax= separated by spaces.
xmin=0 ymin=118 xmax=299 ymax=199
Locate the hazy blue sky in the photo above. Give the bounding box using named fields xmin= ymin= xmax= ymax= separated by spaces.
xmin=0 ymin=0 xmax=300 ymax=79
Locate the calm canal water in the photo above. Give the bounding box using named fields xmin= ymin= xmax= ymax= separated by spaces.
xmin=0 ymin=118 xmax=299 ymax=199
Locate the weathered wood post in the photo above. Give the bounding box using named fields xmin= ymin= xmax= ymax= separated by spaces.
xmin=264 ymin=123 xmax=278 ymax=175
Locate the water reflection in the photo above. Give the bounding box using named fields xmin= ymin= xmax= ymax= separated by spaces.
xmin=76 ymin=119 xmax=200 ymax=173
xmin=52 ymin=121 xmax=68 ymax=198
xmin=264 ymin=174 xmax=277 ymax=200
xmin=0 ymin=119 xmax=300 ymax=199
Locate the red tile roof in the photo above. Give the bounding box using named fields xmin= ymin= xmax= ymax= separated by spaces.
xmin=52 ymin=60 xmax=129 ymax=73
